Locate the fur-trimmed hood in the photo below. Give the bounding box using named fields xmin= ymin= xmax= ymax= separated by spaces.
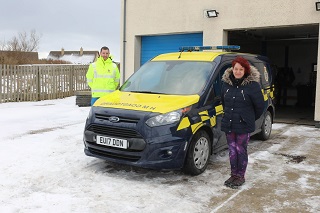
xmin=222 ymin=65 xmax=260 ymax=86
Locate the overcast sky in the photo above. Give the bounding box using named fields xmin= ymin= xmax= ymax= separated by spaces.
xmin=0 ymin=0 xmax=121 ymax=61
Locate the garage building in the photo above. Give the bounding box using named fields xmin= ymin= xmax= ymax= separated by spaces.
xmin=120 ymin=0 xmax=320 ymax=127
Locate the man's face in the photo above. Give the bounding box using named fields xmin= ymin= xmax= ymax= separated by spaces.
xmin=100 ymin=49 xmax=110 ymax=60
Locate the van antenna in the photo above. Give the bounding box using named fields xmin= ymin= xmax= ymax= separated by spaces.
xmin=178 ymin=48 xmax=184 ymax=59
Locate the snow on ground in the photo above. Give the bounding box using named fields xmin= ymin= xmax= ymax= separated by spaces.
xmin=0 ymin=96 xmax=319 ymax=213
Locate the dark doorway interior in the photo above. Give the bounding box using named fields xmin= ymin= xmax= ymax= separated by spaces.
xmin=228 ymin=24 xmax=319 ymax=126
xmin=274 ymin=105 xmax=315 ymax=126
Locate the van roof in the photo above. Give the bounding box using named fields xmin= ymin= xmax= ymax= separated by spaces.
xmin=151 ymin=50 xmax=270 ymax=65
xmin=152 ymin=51 xmax=232 ymax=62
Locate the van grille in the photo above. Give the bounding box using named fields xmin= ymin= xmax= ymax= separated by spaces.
xmin=88 ymin=147 xmax=141 ymax=162
xmin=95 ymin=114 xmax=140 ymax=123
xmin=87 ymin=124 xmax=143 ymax=138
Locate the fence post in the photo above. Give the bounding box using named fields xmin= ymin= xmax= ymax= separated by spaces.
xmin=0 ymin=65 xmax=2 ymax=103
xmin=37 ymin=66 xmax=41 ymax=101
xmin=71 ymin=65 xmax=74 ymax=95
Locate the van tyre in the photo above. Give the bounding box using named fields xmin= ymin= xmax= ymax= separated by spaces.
xmin=183 ymin=130 xmax=211 ymax=175
xmin=258 ymin=111 xmax=272 ymax=140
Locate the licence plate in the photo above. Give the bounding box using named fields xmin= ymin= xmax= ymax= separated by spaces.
xmin=96 ymin=135 xmax=128 ymax=149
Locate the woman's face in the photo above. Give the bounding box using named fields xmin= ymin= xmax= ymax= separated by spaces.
xmin=233 ymin=62 xmax=245 ymax=79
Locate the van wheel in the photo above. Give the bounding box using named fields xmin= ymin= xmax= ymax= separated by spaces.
xmin=258 ymin=111 xmax=272 ymax=141
xmin=183 ymin=130 xmax=211 ymax=175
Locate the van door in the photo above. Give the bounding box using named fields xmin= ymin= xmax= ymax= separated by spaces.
xmin=204 ymin=62 xmax=233 ymax=152
xmin=252 ymin=62 xmax=272 ymax=130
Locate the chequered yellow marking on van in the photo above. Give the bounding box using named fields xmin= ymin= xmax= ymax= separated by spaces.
xmin=191 ymin=122 xmax=204 ymax=133
xmin=262 ymin=87 xmax=275 ymax=101
xmin=262 ymin=91 xmax=268 ymax=101
xmin=177 ymin=117 xmax=191 ymax=131
xmin=215 ymin=105 xmax=223 ymax=115
xmin=262 ymin=89 xmax=268 ymax=101
xmin=269 ymin=85 xmax=275 ymax=99
xmin=270 ymin=90 xmax=274 ymax=98
xmin=210 ymin=116 xmax=216 ymax=127
xmin=177 ymin=106 xmax=221 ymax=133
xmin=199 ymin=111 xmax=210 ymax=122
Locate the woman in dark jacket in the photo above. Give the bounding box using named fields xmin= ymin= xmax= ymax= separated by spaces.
xmin=221 ymin=56 xmax=265 ymax=189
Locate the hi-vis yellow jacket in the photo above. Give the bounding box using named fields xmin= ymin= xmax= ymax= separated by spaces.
xmin=86 ymin=56 xmax=120 ymax=98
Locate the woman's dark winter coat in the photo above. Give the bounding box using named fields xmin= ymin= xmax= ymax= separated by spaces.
xmin=221 ymin=66 xmax=265 ymax=134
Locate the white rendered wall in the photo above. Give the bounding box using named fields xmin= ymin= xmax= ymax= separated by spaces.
xmin=121 ymin=0 xmax=320 ymax=121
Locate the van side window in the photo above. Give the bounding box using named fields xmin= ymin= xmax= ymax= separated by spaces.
xmin=204 ymin=63 xmax=232 ymax=105
xmin=214 ymin=63 xmax=232 ymax=97
xmin=253 ymin=62 xmax=271 ymax=88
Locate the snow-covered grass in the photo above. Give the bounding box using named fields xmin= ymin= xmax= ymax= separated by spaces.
xmin=0 ymin=97 xmax=319 ymax=213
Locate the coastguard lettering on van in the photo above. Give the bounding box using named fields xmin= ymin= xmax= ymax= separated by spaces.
xmin=101 ymin=102 xmax=157 ymax=110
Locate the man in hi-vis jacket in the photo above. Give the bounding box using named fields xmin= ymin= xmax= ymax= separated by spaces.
xmin=86 ymin=46 xmax=120 ymax=105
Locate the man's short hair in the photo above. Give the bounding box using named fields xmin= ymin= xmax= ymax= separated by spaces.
xmin=100 ymin=46 xmax=110 ymax=52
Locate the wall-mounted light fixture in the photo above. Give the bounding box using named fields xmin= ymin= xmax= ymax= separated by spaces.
xmin=206 ymin=10 xmax=219 ymax=18
xmin=316 ymin=2 xmax=320 ymax=11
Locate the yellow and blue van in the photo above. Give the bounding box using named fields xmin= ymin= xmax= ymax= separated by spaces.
xmin=83 ymin=46 xmax=275 ymax=175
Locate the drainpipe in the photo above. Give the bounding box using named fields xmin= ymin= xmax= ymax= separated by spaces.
xmin=122 ymin=0 xmax=127 ymax=85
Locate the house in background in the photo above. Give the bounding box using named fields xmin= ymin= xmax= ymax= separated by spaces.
xmin=47 ymin=47 xmax=99 ymax=64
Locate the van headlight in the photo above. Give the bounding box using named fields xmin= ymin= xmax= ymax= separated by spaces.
xmin=87 ymin=108 xmax=93 ymax=120
xmin=146 ymin=111 xmax=181 ymax=127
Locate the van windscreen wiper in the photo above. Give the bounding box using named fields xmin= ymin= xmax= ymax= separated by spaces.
xmin=129 ymin=90 xmax=167 ymax=94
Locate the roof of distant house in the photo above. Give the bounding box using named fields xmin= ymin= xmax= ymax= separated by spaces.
xmin=47 ymin=48 xmax=99 ymax=65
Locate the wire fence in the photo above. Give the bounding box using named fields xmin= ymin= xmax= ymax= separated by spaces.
xmin=0 ymin=64 xmax=90 ymax=103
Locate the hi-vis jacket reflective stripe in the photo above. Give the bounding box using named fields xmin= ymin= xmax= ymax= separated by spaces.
xmin=86 ymin=56 xmax=120 ymax=98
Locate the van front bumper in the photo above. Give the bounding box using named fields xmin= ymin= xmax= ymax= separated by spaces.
xmin=83 ymin=133 xmax=188 ymax=170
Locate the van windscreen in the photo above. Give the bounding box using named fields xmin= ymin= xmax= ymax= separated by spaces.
xmin=121 ymin=61 xmax=214 ymax=95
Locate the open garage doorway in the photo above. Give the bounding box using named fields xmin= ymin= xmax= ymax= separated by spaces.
xmin=228 ymin=24 xmax=319 ymax=126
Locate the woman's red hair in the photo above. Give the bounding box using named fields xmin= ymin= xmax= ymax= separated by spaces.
xmin=232 ymin=56 xmax=251 ymax=75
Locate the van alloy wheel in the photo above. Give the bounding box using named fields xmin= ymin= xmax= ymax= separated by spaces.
xmin=193 ymin=137 xmax=210 ymax=169
xmin=183 ymin=130 xmax=211 ymax=175
xmin=259 ymin=111 xmax=272 ymax=140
